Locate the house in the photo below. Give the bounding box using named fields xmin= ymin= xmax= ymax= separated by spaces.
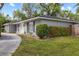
xmin=4 ymin=16 xmax=79 ymax=35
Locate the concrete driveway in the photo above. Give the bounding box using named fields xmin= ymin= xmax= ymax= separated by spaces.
xmin=0 ymin=33 xmax=21 ymax=56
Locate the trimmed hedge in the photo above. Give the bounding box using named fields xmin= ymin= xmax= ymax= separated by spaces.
xmin=48 ymin=26 xmax=71 ymax=37
xmin=36 ymin=24 xmax=49 ymax=39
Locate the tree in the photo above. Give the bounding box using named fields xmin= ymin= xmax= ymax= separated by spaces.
xmin=60 ymin=10 xmax=75 ymax=20
xmin=22 ymin=3 xmax=44 ymax=18
xmin=13 ymin=9 xmax=27 ymax=21
xmin=22 ymin=3 xmax=62 ymax=17
xmin=32 ymin=10 xmax=40 ymax=17
xmin=20 ymin=13 xmax=27 ymax=20
xmin=22 ymin=3 xmax=33 ymax=18
xmin=0 ymin=14 xmax=6 ymax=24
xmin=68 ymin=12 xmax=76 ymax=20
xmin=60 ymin=10 xmax=69 ymax=18
xmin=0 ymin=3 xmax=4 ymax=37
xmin=13 ymin=9 xmax=21 ymax=20
xmin=75 ymin=3 xmax=79 ymax=7
xmin=5 ymin=14 xmax=11 ymax=23
xmin=39 ymin=3 xmax=62 ymax=16
xmin=0 ymin=3 xmax=4 ymax=9
xmin=74 ymin=3 xmax=79 ymax=20
xmin=0 ymin=14 xmax=6 ymax=36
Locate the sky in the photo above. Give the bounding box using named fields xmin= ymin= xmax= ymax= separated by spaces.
xmin=0 ymin=3 xmax=77 ymax=17
xmin=1 ymin=3 xmax=22 ymax=17
xmin=62 ymin=3 xmax=77 ymax=13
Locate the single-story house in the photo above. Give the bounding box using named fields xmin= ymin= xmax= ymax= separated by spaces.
xmin=3 ymin=16 xmax=79 ymax=35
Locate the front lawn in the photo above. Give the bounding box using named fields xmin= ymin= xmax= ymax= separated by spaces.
xmin=13 ymin=35 xmax=79 ymax=56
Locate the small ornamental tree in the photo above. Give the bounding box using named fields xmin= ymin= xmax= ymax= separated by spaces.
xmin=36 ymin=24 xmax=49 ymax=39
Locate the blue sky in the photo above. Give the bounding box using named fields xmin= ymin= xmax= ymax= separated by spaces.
xmin=62 ymin=3 xmax=77 ymax=13
xmin=1 ymin=3 xmax=22 ymax=17
xmin=1 ymin=3 xmax=77 ymax=17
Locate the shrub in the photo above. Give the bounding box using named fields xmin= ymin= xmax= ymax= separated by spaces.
xmin=48 ymin=26 xmax=71 ymax=37
xmin=36 ymin=24 xmax=49 ymax=39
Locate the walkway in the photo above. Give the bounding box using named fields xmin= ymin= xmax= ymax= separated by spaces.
xmin=0 ymin=33 xmax=21 ymax=56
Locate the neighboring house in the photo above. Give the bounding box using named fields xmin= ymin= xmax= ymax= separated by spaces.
xmin=3 ymin=16 xmax=79 ymax=35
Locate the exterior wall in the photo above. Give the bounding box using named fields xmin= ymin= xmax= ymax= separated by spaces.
xmin=16 ymin=23 xmax=25 ymax=34
xmin=35 ymin=20 xmax=72 ymax=27
xmin=24 ymin=22 xmax=28 ymax=34
xmin=16 ymin=24 xmax=20 ymax=34
xmin=72 ymin=24 xmax=79 ymax=35
xmin=9 ymin=24 xmax=16 ymax=33
xmin=34 ymin=19 xmax=72 ymax=33
xmin=4 ymin=24 xmax=16 ymax=33
xmin=28 ymin=22 xmax=34 ymax=33
xmin=5 ymin=19 xmax=78 ymax=36
xmin=24 ymin=21 xmax=35 ymax=34
xmin=5 ymin=25 xmax=10 ymax=33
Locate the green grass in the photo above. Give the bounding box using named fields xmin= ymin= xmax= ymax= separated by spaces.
xmin=13 ymin=35 xmax=79 ymax=56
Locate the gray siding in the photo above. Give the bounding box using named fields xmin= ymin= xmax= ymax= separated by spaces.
xmin=35 ymin=20 xmax=72 ymax=27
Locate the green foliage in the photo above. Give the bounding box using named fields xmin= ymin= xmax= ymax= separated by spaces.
xmin=60 ymin=10 xmax=70 ymax=17
xmin=75 ymin=3 xmax=79 ymax=13
xmin=74 ymin=3 xmax=79 ymax=21
xmin=0 ymin=3 xmax=4 ymax=9
xmin=36 ymin=24 xmax=71 ymax=38
xmin=20 ymin=13 xmax=27 ymax=20
xmin=13 ymin=9 xmax=27 ymax=20
xmin=0 ymin=3 xmax=4 ymax=37
xmin=32 ymin=10 xmax=40 ymax=17
xmin=0 ymin=14 xmax=6 ymax=24
xmin=75 ymin=7 xmax=79 ymax=21
xmin=60 ymin=10 xmax=76 ymax=20
xmin=0 ymin=14 xmax=10 ymax=33
xmin=36 ymin=24 xmax=49 ymax=39
xmin=40 ymin=3 xmax=61 ymax=16
xmin=48 ymin=26 xmax=71 ymax=37
xmin=22 ymin=3 xmax=41 ymax=18
xmin=22 ymin=3 xmax=62 ymax=17
xmin=22 ymin=3 xmax=33 ymax=18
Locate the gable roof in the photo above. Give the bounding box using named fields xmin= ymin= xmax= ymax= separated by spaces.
xmin=4 ymin=16 xmax=79 ymax=25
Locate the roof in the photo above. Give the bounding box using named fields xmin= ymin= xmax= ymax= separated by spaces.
xmin=4 ymin=16 xmax=79 ymax=26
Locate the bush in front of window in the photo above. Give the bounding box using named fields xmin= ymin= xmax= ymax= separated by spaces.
xmin=48 ymin=26 xmax=71 ymax=37
xmin=36 ymin=24 xmax=49 ymax=39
